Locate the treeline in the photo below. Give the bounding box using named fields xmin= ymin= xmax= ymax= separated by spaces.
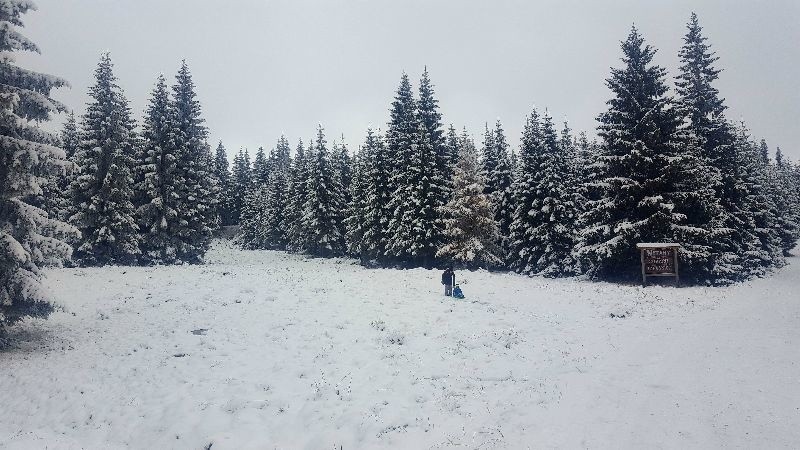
xmin=4 ymin=4 xmax=800 ymax=329
xmin=227 ymin=15 xmax=800 ymax=284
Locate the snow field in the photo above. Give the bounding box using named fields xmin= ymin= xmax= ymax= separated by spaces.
xmin=1 ymin=241 xmax=798 ymax=449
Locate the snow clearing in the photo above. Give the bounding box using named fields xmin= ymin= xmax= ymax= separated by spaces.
xmin=1 ymin=241 xmax=798 ymax=449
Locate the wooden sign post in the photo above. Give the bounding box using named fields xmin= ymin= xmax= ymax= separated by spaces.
xmin=636 ymin=243 xmax=681 ymax=286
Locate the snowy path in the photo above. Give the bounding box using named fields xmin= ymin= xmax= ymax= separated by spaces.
xmin=1 ymin=241 xmax=798 ymax=449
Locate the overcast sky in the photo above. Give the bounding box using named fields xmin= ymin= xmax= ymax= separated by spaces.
xmin=19 ymin=0 xmax=800 ymax=160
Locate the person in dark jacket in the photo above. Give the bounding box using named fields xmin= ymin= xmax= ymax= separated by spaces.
xmin=441 ymin=267 xmax=455 ymax=296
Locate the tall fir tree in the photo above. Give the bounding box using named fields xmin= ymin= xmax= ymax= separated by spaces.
xmin=0 ymin=0 xmax=77 ymax=329
xmin=135 ymin=74 xmax=182 ymax=264
xmin=508 ymin=110 xmax=576 ymax=276
xmin=302 ymin=125 xmax=345 ymax=257
xmin=765 ymin=147 xmax=799 ymax=256
xmin=357 ymin=128 xmax=392 ymax=263
xmin=70 ymin=53 xmax=140 ymax=266
xmin=732 ymin=123 xmax=784 ymax=273
xmin=344 ymin=141 xmax=368 ymax=257
xmin=261 ymin=136 xmax=292 ymax=249
xmin=230 ymin=148 xmax=251 ymax=224
xmin=481 ymin=119 xmax=514 ymax=250
xmin=47 ymin=111 xmax=80 ymax=223
xmin=284 ymin=140 xmax=310 ymax=251
xmin=385 ymin=72 xmax=445 ymax=266
xmin=171 ymin=61 xmax=217 ymax=263
xmin=576 ymin=27 xmax=725 ymax=281
xmin=213 ymin=142 xmax=234 ymax=226
xmin=437 ymin=129 xmax=502 ymax=269
xmin=237 ymin=181 xmax=270 ymax=249
xmin=418 ymin=67 xmax=452 ymax=203
xmin=675 ymin=12 xmax=762 ymax=280
xmin=252 ymin=146 xmax=270 ymax=185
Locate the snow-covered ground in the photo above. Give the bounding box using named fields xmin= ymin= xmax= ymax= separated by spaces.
xmin=2 ymin=241 xmax=799 ymax=449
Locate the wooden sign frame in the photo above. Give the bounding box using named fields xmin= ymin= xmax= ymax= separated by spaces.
xmin=636 ymin=243 xmax=681 ymax=286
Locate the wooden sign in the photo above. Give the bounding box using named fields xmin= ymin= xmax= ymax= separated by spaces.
xmin=636 ymin=243 xmax=681 ymax=286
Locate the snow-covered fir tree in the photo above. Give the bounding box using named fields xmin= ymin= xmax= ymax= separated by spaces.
xmin=135 ymin=74 xmax=182 ymax=265
xmin=230 ymin=148 xmax=251 ymax=224
xmin=238 ymin=137 xmax=293 ymax=250
xmin=213 ymin=142 xmax=235 ymax=226
xmin=481 ymin=119 xmax=514 ymax=251
xmin=284 ymin=139 xmax=310 ymax=252
xmin=252 ymin=146 xmax=270 ymax=185
xmin=69 ymin=53 xmax=140 ymax=266
xmin=674 ymin=12 xmax=764 ymax=281
xmin=436 ymin=129 xmax=502 ymax=269
xmin=332 ymin=137 xmax=353 ymax=208
xmin=385 ymin=72 xmax=446 ymax=267
xmin=732 ymin=123 xmax=784 ymax=274
xmin=302 ymin=125 xmax=346 ymax=257
xmin=418 ymin=67 xmax=452 ymax=204
xmin=356 ymin=128 xmax=392 ymax=263
xmin=261 ymin=136 xmax=292 ymax=249
xmin=508 ymin=110 xmax=577 ymax=276
xmin=237 ymin=181 xmax=270 ymax=249
xmin=575 ymin=27 xmax=725 ymax=281
xmin=344 ymin=141 xmax=368 ymax=257
xmin=765 ymin=147 xmax=800 ymax=256
xmin=41 ymin=111 xmax=80 ymax=224
xmin=171 ymin=61 xmax=218 ymax=263
xmin=0 ymin=0 xmax=77 ymax=329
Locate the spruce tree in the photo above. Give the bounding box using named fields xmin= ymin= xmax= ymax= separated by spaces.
xmin=675 ymin=12 xmax=761 ymax=280
xmin=213 ymin=142 xmax=234 ymax=226
xmin=230 ymin=148 xmax=251 ymax=224
xmin=344 ymin=142 xmax=368 ymax=258
xmin=481 ymin=119 xmax=514 ymax=248
xmin=733 ymin=123 xmax=784 ymax=273
xmin=43 ymin=111 xmax=80 ymax=224
xmin=437 ymin=129 xmax=502 ymax=269
xmin=284 ymin=140 xmax=310 ymax=252
xmin=70 ymin=53 xmax=140 ymax=265
xmin=261 ymin=136 xmax=291 ymax=249
xmin=385 ymin=73 xmax=445 ymax=266
xmin=508 ymin=110 xmax=576 ymax=276
xmin=237 ymin=182 xmax=270 ymax=249
xmin=135 ymin=74 xmax=182 ymax=264
xmin=765 ymin=149 xmax=799 ymax=256
xmin=252 ymin=146 xmax=270 ymax=185
xmin=0 ymin=0 xmax=77 ymax=329
xmin=302 ymin=125 xmax=345 ymax=257
xmin=418 ymin=67 xmax=452 ymax=203
xmin=358 ymin=128 xmax=392 ymax=263
xmin=576 ymin=27 xmax=724 ymax=281
xmin=171 ymin=61 xmax=217 ymax=263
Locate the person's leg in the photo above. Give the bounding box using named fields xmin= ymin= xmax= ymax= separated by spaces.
xmin=445 ymin=285 xmax=452 ymax=296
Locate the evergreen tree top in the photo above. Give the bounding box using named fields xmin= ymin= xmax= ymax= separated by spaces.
xmin=418 ymin=66 xmax=444 ymax=143
xmin=609 ymin=26 xmax=669 ymax=101
xmin=494 ymin=119 xmax=508 ymax=154
xmin=389 ymin=73 xmax=416 ymax=123
xmin=676 ymin=12 xmax=726 ymax=124
xmin=172 ymin=59 xmax=206 ymax=140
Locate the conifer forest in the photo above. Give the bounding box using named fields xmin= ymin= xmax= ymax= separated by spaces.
xmin=1 ymin=2 xmax=799 ymax=448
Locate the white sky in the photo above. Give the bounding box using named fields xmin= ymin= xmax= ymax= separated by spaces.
xmin=18 ymin=0 xmax=800 ymax=160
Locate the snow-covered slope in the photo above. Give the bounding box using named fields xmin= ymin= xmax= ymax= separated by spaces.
xmin=1 ymin=241 xmax=798 ymax=449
